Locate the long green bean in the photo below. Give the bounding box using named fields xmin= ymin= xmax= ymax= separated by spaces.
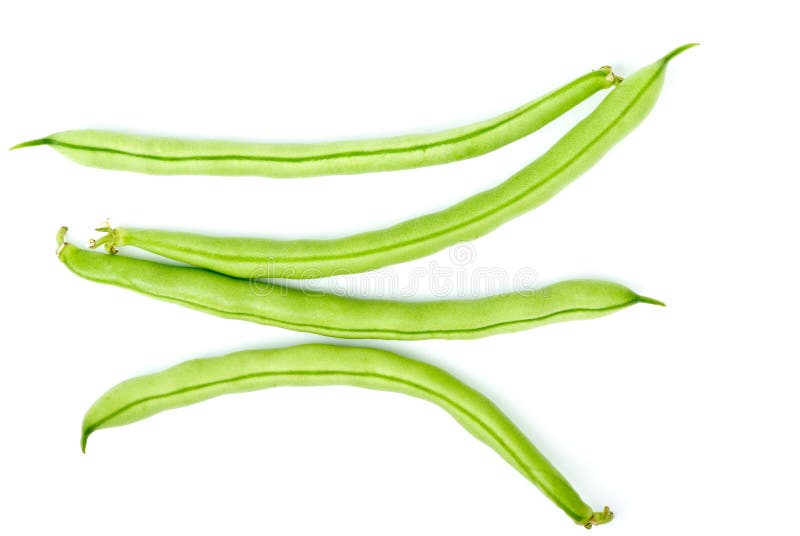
xmin=58 ymin=230 xmax=662 ymax=340
xmin=89 ymin=45 xmax=695 ymax=279
xmin=82 ymin=343 xmax=614 ymax=528
xmin=13 ymin=69 xmax=619 ymax=178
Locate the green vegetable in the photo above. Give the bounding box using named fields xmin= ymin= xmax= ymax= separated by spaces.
xmin=82 ymin=343 xmax=614 ymax=528
xmin=12 ymin=68 xmax=619 ymax=178
xmin=58 ymin=231 xmax=662 ymax=340
xmin=88 ymin=45 xmax=695 ymax=280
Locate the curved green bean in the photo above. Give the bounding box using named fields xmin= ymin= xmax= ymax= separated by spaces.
xmin=88 ymin=45 xmax=694 ymax=279
xmin=12 ymin=68 xmax=619 ymax=178
xmin=82 ymin=343 xmax=614 ymax=527
xmin=58 ymin=231 xmax=662 ymax=340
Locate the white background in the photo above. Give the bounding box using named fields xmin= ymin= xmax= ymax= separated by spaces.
xmin=1 ymin=1 xmax=798 ymax=534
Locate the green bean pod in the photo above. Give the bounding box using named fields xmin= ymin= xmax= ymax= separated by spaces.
xmin=88 ymin=45 xmax=694 ymax=280
xmin=82 ymin=343 xmax=614 ymax=527
xmin=13 ymin=68 xmax=619 ymax=178
xmin=58 ymin=232 xmax=662 ymax=340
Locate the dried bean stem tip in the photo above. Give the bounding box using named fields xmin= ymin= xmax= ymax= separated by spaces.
xmin=583 ymin=506 xmax=614 ymax=529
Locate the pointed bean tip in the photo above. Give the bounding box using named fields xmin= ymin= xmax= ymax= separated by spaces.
xmin=663 ymin=43 xmax=699 ymax=63
xmin=9 ymin=137 xmax=49 ymax=151
xmin=638 ymin=295 xmax=666 ymax=307
xmin=81 ymin=431 xmax=90 ymax=453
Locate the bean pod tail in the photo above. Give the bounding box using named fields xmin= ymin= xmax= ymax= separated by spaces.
xmin=82 ymin=343 xmax=613 ymax=527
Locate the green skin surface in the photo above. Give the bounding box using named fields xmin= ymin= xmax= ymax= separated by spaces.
xmin=89 ymin=45 xmax=694 ymax=280
xmin=81 ymin=343 xmax=613 ymax=527
xmin=58 ymin=240 xmax=661 ymax=340
xmin=13 ymin=69 xmax=617 ymax=178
